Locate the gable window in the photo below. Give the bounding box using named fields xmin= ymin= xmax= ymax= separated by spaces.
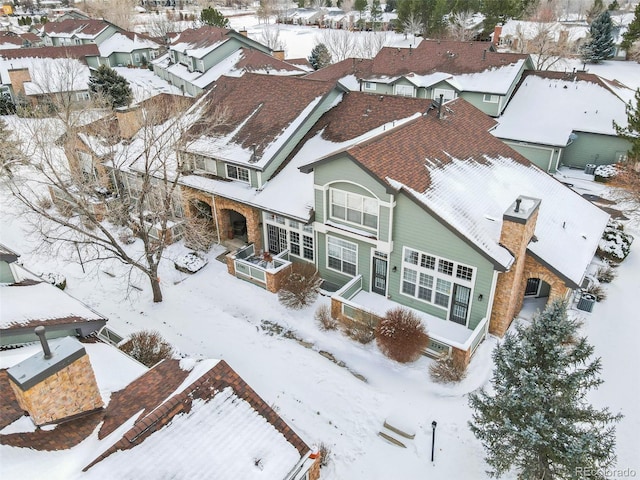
xmin=363 ymin=82 xmax=376 ymax=91
xmin=226 ymin=164 xmax=250 ymax=183
xmin=75 ymin=91 xmax=90 ymax=101
xmin=483 ymin=94 xmax=499 ymax=103
xmin=330 ymin=189 xmax=378 ymax=229
xmin=327 ymin=236 xmax=357 ymax=276
xmin=394 ymin=84 xmax=415 ymax=97
xmin=433 ymin=88 xmax=455 ymax=102
xmin=193 ymin=155 xmax=217 ymax=174
xmin=401 ymin=247 xmax=475 ymax=325
xmin=264 ymin=213 xmax=314 ymax=261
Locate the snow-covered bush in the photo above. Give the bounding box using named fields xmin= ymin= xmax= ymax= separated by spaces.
xmin=597 ymin=221 xmax=634 ymax=263
xmin=375 ymin=307 xmax=429 ymax=363
xmin=585 ymin=283 xmax=607 ymax=302
xmin=343 ymin=318 xmax=376 ymax=344
xmin=119 ymin=330 xmax=174 ymax=367
xmin=596 ymin=265 xmax=616 ymax=283
xmin=41 ymin=272 xmax=66 ymax=290
xmin=315 ymin=304 xmax=338 ymax=330
xmin=278 ymin=263 xmax=322 ymax=309
xmin=429 ymin=356 xmax=467 ymax=383
xmin=594 ymin=164 xmax=618 ymax=182
xmin=174 ymin=251 xmax=208 ymax=273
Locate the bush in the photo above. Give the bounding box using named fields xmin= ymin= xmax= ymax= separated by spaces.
xmin=585 ymin=283 xmax=607 ymax=302
xmin=343 ymin=317 xmax=376 ymax=344
xmin=597 ymin=220 xmax=634 ymax=263
xmin=596 ymin=265 xmax=616 ymax=283
xmin=119 ymin=330 xmax=174 ymax=367
xmin=429 ymin=356 xmax=467 ymax=383
xmin=375 ymin=307 xmax=429 ymax=363
xmin=41 ymin=272 xmax=66 ymax=290
xmin=174 ymin=251 xmax=208 ymax=273
xmin=318 ymin=442 xmax=331 ymax=467
xmin=278 ymin=263 xmax=322 ymax=309
xmin=315 ymin=304 xmax=338 ymax=330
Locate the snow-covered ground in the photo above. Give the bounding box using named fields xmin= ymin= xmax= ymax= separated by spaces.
xmin=0 ymin=163 xmax=639 ymax=478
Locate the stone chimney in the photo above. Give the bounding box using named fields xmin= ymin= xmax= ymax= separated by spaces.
xmin=493 ymin=24 xmax=502 ymax=45
xmin=489 ymin=196 xmax=541 ymax=337
xmin=7 ymin=329 xmax=103 ymax=426
xmin=272 ymin=50 xmax=285 ymax=61
xmin=115 ymin=105 xmax=142 ymax=140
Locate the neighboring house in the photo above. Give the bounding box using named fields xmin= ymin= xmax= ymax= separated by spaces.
xmin=279 ymin=8 xmax=325 ymax=26
xmin=0 ymin=46 xmax=96 ymax=106
xmin=0 ymin=244 xmax=108 ymax=347
xmin=0 ymin=31 xmax=42 ymax=50
xmin=492 ymin=70 xmax=632 ymax=172
xmin=152 ymin=26 xmax=303 ymax=97
xmin=307 ymin=40 xmax=533 ymax=117
xmin=41 ymin=18 xmax=122 ymax=47
xmin=0 ymin=333 xmax=320 ymax=479
xmin=97 ymin=31 xmax=162 ymax=68
xmin=492 ymin=20 xmax=589 ymax=55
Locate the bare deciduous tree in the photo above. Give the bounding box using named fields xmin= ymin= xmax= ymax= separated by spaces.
xmin=355 ymin=31 xmax=389 ymax=59
xmin=448 ymin=11 xmax=475 ymax=41
xmin=321 ymin=29 xmax=358 ymax=62
xmin=402 ymin=13 xmax=424 ymax=40
xmin=260 ymin=24 xmax=286 ymax=50
xmin=84 ymin=0 xmax=136 ymax=30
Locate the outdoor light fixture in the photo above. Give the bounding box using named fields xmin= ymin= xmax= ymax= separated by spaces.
xmin=477 ymin=294 xmax=483 ymax=301
xmin=431 ymin=421 xmax=437 ymax=462
xmin=392 ymin=266 xmax=397 ymax=272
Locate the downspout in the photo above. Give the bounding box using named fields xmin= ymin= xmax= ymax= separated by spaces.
xmin=211 ymin=194 xmax=221 ymax=245
xmin=484 ymin=269 xmax=500 ymax=329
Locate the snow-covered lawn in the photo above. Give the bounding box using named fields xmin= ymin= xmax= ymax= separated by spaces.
xmin=1 ymin=172 xmax=639 ymax=478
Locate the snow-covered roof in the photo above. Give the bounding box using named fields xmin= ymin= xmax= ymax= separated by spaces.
xmin=98 ymin=32 xmax=160 ymax=57
xmin=0 ymin=56 xmax=90 ymax=94
xmin=0 ymin=280 xmax=105 ymax=330
xmin=497 ymin=19 xmax=589 ymax=43
xmin=492 ymin=72 xmax=630 ymax=146
xmin=456 ymin=60 xmax=527 ymax=94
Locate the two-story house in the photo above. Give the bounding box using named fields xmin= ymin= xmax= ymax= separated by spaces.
xmin=40 ymin=18 xmax=122 ymax=47
xmin=96 ymin=31 xmax=162 ymax=69
xmin=152 ymin=26 xmax=304 ymax=97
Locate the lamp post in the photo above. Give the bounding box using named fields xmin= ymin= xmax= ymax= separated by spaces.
xmin=431 ymin=421 xmax=437 ymax=462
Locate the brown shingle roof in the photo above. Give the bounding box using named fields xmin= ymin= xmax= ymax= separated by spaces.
xmin=42 ymin=19 xmax=116 ymax=36
xmin=236 ymin=48 xmax=304 ymax=74
xmin=305 ymin=57 xmax=373 ymax=82
xmin=189 ymin=73 xmax=333 ymax=158
xmin=171 ymin=26 xmax=231 ymax=50
xmin=0 ymin=44 xmax=99 ymax=61
xmin=369 ymin=40 xmax=529 ymax=76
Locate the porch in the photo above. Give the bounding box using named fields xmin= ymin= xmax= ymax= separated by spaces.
xmin=332 ymin=275 xmax=489 ymax=366
xmin=225 ymin=243 xmax=293 ymax=293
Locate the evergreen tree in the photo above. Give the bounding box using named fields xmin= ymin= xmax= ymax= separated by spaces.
xmin=0 ymin=118 xmax=23 ymax=178
xmin=614 ymin=88 xmax=640 ymax=161
xmin=469 ymin=300 xmax=622 ymax=480
xmin=581 ymin=10 xmax=615 ymax=63
xmin=88 ymin=65 xmax=133 ymax=109
xmin=480 ymin=0 xmax=528 ymax=33
xmin=200 ymin=7 xmax=230 ymax=28
xmin=370 ymin=0 xmax=383 ymax=30
xmin=620 ymin=3 xmax=640 ymax=52
xmin=586 ymin=0 xmax=605 ymax=23
xmin=308 ymin=43 xmax=332 ymax=70
xmin=354 ymin=0 xmax=368 ymax=29
xmin=385 ymin=0 xmax=397 ymax=12
xmin=0 ymin=93 xmax=16 ymax=115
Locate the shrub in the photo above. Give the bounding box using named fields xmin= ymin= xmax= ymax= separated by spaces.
xmin=596 ymin=265 xmax=616 ymax=283
xmin=343 ymin=318 xmax=376 ymax=344
xmin=174 ymin=251 xmax=207 ymax=273
xmin=429 ymin=356 xmax=467 ymax=383
xmin=119 ymin=330 xmax=174 ymax=367
xmin=585 ymin=283 xmax=607 ymax=302
xmin=375 ymin=307 xmax=429 ymax=363
xmin=315 ymin=304 xmax=338 ymax=330
xmin=37 ymin=196 xmax=52 ymax=210
xmin=597 ymin=220 xmax=634 ymax=263
xmin=318 ymin=442 xmax=331 ymax=467
xmin=278 ymin=263 xmax=322 ymax=309
xmin=41 ymin=272 xmax=66 ymax=290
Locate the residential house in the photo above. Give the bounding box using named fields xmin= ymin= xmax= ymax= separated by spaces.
xmin=0 ymin=244 xmax=107 ymax=347
xmin=40 ymin=18 xmax=122 ymax=47
xmin=0 ymin=31 xmax=42 ymax=50
xmin=492 ymin=20 xmax=589 ymax=56
xmin=152 ymin=26 xmax=304 ymax=97
xmin=492 ymin=70 xmax=632 ymax=172
xmin=0 ymin=331 xmax=320 ymax=479
xmin=96 ymin=31 xmax=162 ymax=68
xmin=307 ymin=40 xmax=533 ymax=117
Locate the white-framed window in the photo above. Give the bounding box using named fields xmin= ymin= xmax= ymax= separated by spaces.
xmin=75 ymin=91 xmax=90 ymax=101
xmin=192 ymin=155 xmax=217 ymax=175
xmin=400 ymin=247 xmax=474 ymax=324
xmin=327 ymin=236 xmax=357 ymax=276
xmin=264 ymin=213 xmax=314 ymax=261
xmin=394 ymin=84 xmax=415 ymax=97
xmin=433 ymin=88 xmax=455 ymax=102
xmin=364 ymin=81 xmax=376 ymax=91
xmin=330 ymin=188 xmax=378 ymax=230
xmin=483 ymin=94 xmax=499 ymax=103
xmin=198 ymin=59 xmax=205 ymax=72
xmin=134 ymin=53 xmax=140 ymax=63
xmin=226 ymin=164 xmax=250 ymax=183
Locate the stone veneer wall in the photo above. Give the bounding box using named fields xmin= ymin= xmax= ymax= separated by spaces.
xmin=9 ymin=354 xmax=103 ymax=426
xmin=308 ymin=456 xmax=321 ymax=480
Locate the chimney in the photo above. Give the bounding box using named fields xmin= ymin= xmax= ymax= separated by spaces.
xmin=437 ymin=93 xmax=444 ymax=118
xmin=115 ymin=105 xmax=142 ymax=140
xmin=489 ymin=196 xmax=541 ymax=337
xmin=493 ymin=24 xmax=502 ymax=45
xmin=7 ymin=330 xmax=103 ymax=426
xmin=272 ymin=49 xmax=285 ymax=61
xmin=238 ymin=29 xmax=248 ymax=37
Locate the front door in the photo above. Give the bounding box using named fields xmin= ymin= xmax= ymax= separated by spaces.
xmin=267 ymin=224 xmax=287 ymax=254
xmin=371 ymin=257 xmax=387 ymax=295
xmin=450 ymin=284 xmax=471 ymax=325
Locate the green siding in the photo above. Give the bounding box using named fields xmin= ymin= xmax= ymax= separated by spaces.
xmin=562 ymin=132 xmax=631 ymax=169
xmin=460 ymin=91 xmax=502 ymax=117
xmin=0 ymin=261 xmax=15 ymax=283
xmin=201 ymin=38 xmax=245 ymax=71
xmin=388 ymin=194 xmax=495 ymax=330
xmin=316 ymin=231 xmax=375 ymax=290
xmin=504 ymin=141 xmax=558 ymax=172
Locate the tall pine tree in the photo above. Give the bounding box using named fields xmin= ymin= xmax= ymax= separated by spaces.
xmin=581 ymin=10 xmax=615 ymax=63
xmin=88 ymin=65 xmax=132 ymax=109
xmin=200 ymin=7 xmax=230 ymax=28
xmin=620 ymin=3 xmax=640 ymax=52
xmin=614 ymin=88 xmax=640 ymax=161
xmin=469 ymin=299 xmax=621 ymax=479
